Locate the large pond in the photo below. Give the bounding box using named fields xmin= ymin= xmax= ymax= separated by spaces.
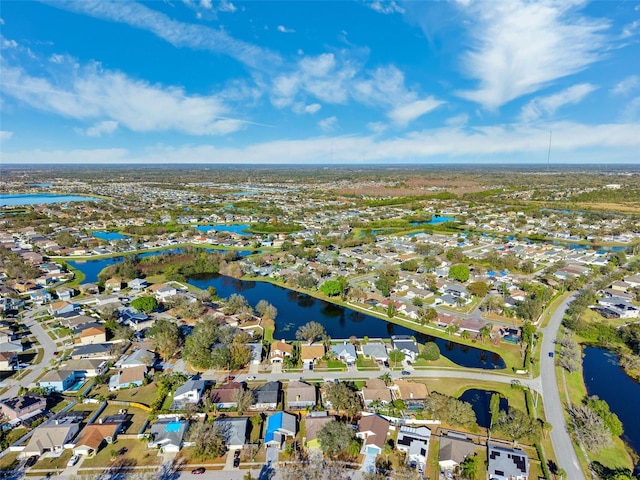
xmin=583 ymin=346 xmax=640 ymax=469
xmin=0 ymin=193 xmax=97 ymax=206
xmin=195 ymin=224 xmax=251 ymax=236
xmin=92 ymin=231 xmax=131 ymax=241
xmin=187 ymin=273 xmax=506 ymax=370
xmin=67 ymin=248 xmax=256 ymax=284
xmin=458 ymin=388 xmax=509 ymax=429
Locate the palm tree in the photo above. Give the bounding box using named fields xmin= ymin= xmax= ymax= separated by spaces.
xmin=378 ymin=372 xmax=392 ymax=386
xmin=445 ymin=325 xmax=458 ymax=337
xmin=461 ymin=330 xmax=471 ymax=340
xmin=479 ymin=324 xmax=492 ymax=344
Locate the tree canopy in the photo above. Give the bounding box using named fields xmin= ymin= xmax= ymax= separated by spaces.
xmin=131 ymin=295 xmax=158 ymax=313
xmin=295 ymin=321 xmax=326 ymax=344
xmin=448 ymin=264 xmax=470 ymax=282
xmin=317 ymin=420 xmax=356 ymax=458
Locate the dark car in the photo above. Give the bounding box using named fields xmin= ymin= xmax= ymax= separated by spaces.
xmin=233 ymin=457 xmax=240 ymax=468
xmin=548 ymin=352 xmax=554 ymax=358
xmin=191 ymin=468 xmax=206 ymax=474
xmin=25 ymin=456 xmax=38 ymax=468
xmin=401 ymin=370 xmax=411 ymax=375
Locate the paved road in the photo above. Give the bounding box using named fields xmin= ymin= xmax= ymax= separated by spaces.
xmin=2 ymin=308 xmax=57 ymax=400
xmin=538 ymin=293 xmax=585 ymax=480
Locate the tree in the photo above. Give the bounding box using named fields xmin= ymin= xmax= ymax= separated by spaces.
xmin=187 ymin=421 xmax=226 ymax=459
xmin=317 ymin=420 xmax=356 ymax=458
xmin=418 ymin=306 xmax=438 ymax=325
xmin=320 ymin=280 xmax=343 ymax=297
xmin=448 ymin=264 xmax=470 ymax=282
xmin=225 ymin=294 xmax=251 ymax=315
xmin=493 ymin=408 xmax=540 ymax=445
xmin=467 ymin=281 xmax=490 ymax=297
xmin=182 ymin=319 xmax=220 ymax=370
xmin=460 ymin=453 xmax=481 ymax=480
xmin=388 ymin=349 xmax=405 ymax=368
xmin=229 ymin=343 xmax=253 ymax=369
xmin=419 ymin=342 xmax=440 ymax=361
xmin=233 ymin=389 xmax=254 ymax=413
xmin=147 ymin=318 xmax=180 ymax=361
xmin=585 ymin=396 xmax=623 ymax=437
xmin=324 ymin=382 xmax=362 ymax=419
xmin=571 ymin=404 xmax=613 ymax=453
xmin=296 ymin=321 xmax=326 ymax=344
xmin=256 ymin=300 xmax=278 ymax=320
xmin=130 ymin=296 xmax=158 ymax=313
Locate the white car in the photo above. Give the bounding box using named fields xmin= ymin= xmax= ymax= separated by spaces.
xmin=67 ymin=454 xmax=80 ymax=467
xmin=246 ymin=375 xmax=256 ymax=380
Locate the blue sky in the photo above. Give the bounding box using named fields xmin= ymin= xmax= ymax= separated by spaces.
xmin=1 ymin=0 xmax=639 ymax=164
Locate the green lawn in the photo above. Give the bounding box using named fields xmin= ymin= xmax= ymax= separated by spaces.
xmin=81 ymin=438 xmax=161 ymax=469
xmin=33 ymin=449 xmax=72 ymax=470
xmin=112 ymin=383 xmax=158 ymax=406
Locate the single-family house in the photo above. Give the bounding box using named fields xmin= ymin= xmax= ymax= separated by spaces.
xmin=49 ymin=301 xmax=78 ymax=317
xmin=30 ymin=289 xmax=53 ymax=305
xmin=286 ymin=381 xmax=316 ymax=409
xmin=300 ymin=344 xmax=325 ymax=370
xmin=149 ymin=284 xmax=178 ymax=302
xmin=73 ymin=423 xmax=120 ymax=457
xmin=0 ymin=340 xmax=23 ymax=354
xmin=214 ymin=417 xmax=248 ymax=450
xmin=120 ymin=309 xmax=154 ymax=331
xmin=108 ymin=365 xmax=147 ymax=391
xmin=116 ymin=349 xmax=155 ymax=368
xmin=251 ymin=381 xmax=280 ymax=410
xmin=148 ymin=417 xmax=189 ymax=453
xmin=104 ymin=278 xmax=122 ymax=292
xmin=488 ymin=443 xmax=529 ymax=480
xmin=264 ymin=411 xmax=297 ymax=451
xmin=397 ymin=426 xmax=431 ymax=469
xmin=171 ymin=379 xmax=207 ymax=410
xmin=210 ymin=382 xmax=244 ymax=409
xmin=391 ymin=335 xmax=419 ymax=361
xmin=23 ymin=421 xmax=80 ymax=456
xmin=330 ymin=343 xmax=357 ymax=365
xmin=63 ymin=358 xmax=108 ymax=378
xmin=0 ymin=351 xmax=17 ymax=371
xmin=128 ymin=278 xmax=148 ymax=291
xmin=55 ymin=287 xmax=74 ymax=302
xmin=438 ymin=433 xmax=477 ymax=471
xmin=77 ymin=324 xmax=107 ymax=345
xmin=356 ymin=414 xmax=390 ymax=455
xmin=269 ymin=340 xmax=293 ymax=364
xmin=361 ymin=378 xmax=392 ymax=406
xmin=0 ymin=395 xmax=47 ymax=420
xmin=79 ymin=283 xmax=99 ymax=295
xmin=361 ymin=343 xmax=388 ymax=364
xmin=393 ymin=380 xmax=429 ymax=405
xmin=37 ymin=369 xmax=78 ymax=392
xmin=304 ymin=412 xmax=335 ymax=450
xmin=71 ymin=343 xmax=116 ymax=360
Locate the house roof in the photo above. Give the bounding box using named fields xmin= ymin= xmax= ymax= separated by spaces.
xmin=287 ymin=381 xmax=316 ymax=404
xmin=397 ymin=426 xmax=431 ymax=458
xmin=210 ymin=382 xmax=243 ymax=404
xmin=362 ymin=378 xmax=392 ymax=404
xmin=253 ymin=381 xmax=280 ymax=405
xmin=361 ymin=343 xmax=388 ymax=359
xmin=72 ymin=343 xmax=113 ymax=357
xmin=331 ymin=343 xmax=357 ymax=359
xmin=117 ymin=365 xmax=147 ymax=385
xmin=174 ymin=379 xmax=206 ymax=399
xmin=488 ymin=444 xmax=529 ymax=479
xmin=438 ymin=436 xmax=476 ymax=465
xmin=74 ymin=423 xmax=119 ymax=451
xmin=0 ymin=394 xmax=46 ymax=413
xmin=149 ymin=418 xmax=188 ymax=448
xmin=39 ymin=369 xmax=75 ymax=383
xmin=24 ymin=423 xmax=78 ymax=454
xmin=62 ymin=358 xmax=106 ymax=372
xmin=79 ymin=326 xmax=106 ymax=338
xmin=270 ymin=340 xmax=293 ymax=356
xmin=304 ymin=414 xmax=335 ymax=443
xmin=214 ymin=417 xmax=248 ymax=447
xmin=0 ymin=351 xmax=16 ymax=361
xmin=265 ymin=412 xmax=296 ymax=443
xmin=117 ymin=349 xmax=155 ymax=367
xmin=357 ymin=415 xmax=389 ymax=450
xmin=300 ymin=344 xmax=325 ymax=361
xmin=394 ymin=380 xmax=429 ymax=400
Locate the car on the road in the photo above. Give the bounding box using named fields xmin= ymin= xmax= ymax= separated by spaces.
xmin=225 ymin=375 xmax=235 ymax=382
xmin=53 ymin=351 xmax=59 ymax=356
xmin=246 ymin=375 xmax=256 ymax=380
xmin=191 ymin=467 xmax=206 ymax=474
xmin=67 ymin=454 xmax=79 ymax=467
xmin=548 ymin=352 xmax=554 ymax=358
xmin=401 ymin=370 xmax=411 ymax=375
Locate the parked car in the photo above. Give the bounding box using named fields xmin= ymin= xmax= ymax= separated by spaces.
xmin=191 ymin=468 xmax=206 ymax=474
xmin=246 ymin=375 xmax=256 ymax=381
xmin=67 ymin=455 xmax=79 ymax=467
xmin=401 ymin=370 xmax=411 ymax=376
xmin=233 ymin=457 xmax=240 ymax=468
xmin=24 ymin=456 xmax=37 ymax=468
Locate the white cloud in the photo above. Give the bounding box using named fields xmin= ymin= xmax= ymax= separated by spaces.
xmin=457 ymin=1 xmax=608 ymax=109
xmin=445 ymin=113 xmax=469 ymax=127
xmin=2 ymin=37 xmax=17 ymax=48
xmin=318 ymin=116 xmax=339 ymax=132
xmin=292 ymin=102 xmax=322 ymax=114
xmin=4 ymin=121 xmax=639 ymax=164
xmin=366 ymin=1 xmax=404 ymax=15
xmin=388 ymin=97 xmax=445 ymax=126
xmin=1 ymin=60 xmax=246 ymax=136
xmin=610 ymin=76 xmax=640 ymax=96
xmin=0 ymin=131 xmax=13 ymax=141
xmin=199 ymin=0 xmax=212 ymax=9
xmin=277 ymin=25 xmax=295 ymax=33
xmin=77 ymin=120 xmax=119 ymax=137
xmin=520 ymin=83 xmax=597 ymax=122
xmin=621 ymin=20 xmax=639 ymax=38
xmin=218 ymin=0 xmax=237 ymax=12
xmin=367 ymin=121 xmax=388 ymax=134
xmin=46 ymin=1 xmax=279 ymax=71
xmin=49 ymin=54 xmax=66 ymax=64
